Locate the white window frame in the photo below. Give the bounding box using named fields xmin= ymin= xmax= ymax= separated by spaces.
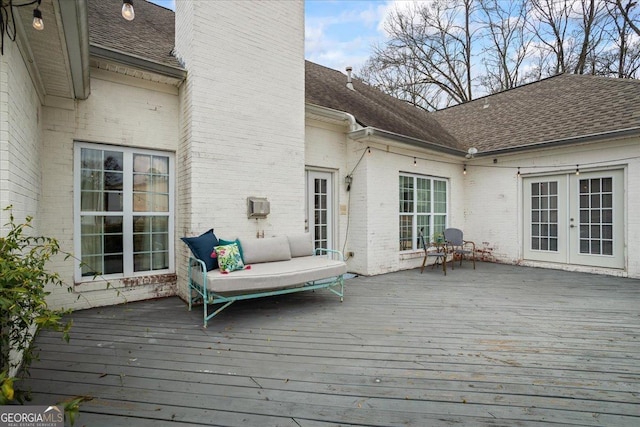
xmin=73 ymin=142 xmax=175 ymax=282
xmin=399 ymin=173 xmax=449 ymax=251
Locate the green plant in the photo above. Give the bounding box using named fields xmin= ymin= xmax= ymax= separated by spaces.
xmin=0 ymin=207 xmax=73 ymax=404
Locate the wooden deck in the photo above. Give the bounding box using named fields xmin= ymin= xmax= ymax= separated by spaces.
xmin=22 ymin=263 xmax=640 ymax=426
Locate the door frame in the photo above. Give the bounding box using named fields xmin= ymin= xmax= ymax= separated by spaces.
xmin=522 ymin=168 xmax=625 ymax=269
xmin=305 ymin=168 xmax=338 ymax=251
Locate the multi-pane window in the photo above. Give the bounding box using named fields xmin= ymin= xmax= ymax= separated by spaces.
xmin=579 ymin=177 xmax=613 ymax=255
xmin=530 ymin=181 xmax=559 ymax=251
xmin=399 ymin=174 xmax=447 ymax=251
xmin=75 ymin=143 xmax=173 ymax=279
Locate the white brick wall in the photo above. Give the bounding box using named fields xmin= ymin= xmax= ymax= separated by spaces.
xmin=0 ymin=41 xmax=42 ymax=230
xmin=305 ymin=117 xmax=468 ymax=276
xmin=175 ymin=1 xmax=305 ymax=299
xmin=465 ymin=138 xmax=640 ymax=278
xmin=40 ymin=73 xmax=180 ymax=310
xmin=355 ymin=143 xmax=465 ymax=275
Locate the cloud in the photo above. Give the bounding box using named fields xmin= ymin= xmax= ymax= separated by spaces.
xmin=305 ymin=1 xmax=392 ymax=72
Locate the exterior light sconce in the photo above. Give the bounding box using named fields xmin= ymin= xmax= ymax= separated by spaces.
xmin=122 ymin=0 xmax=135 ymax=21
xmin=463 ymin=164 xmax=467 ymax=175
xmin=413 ymin=157 xmax=417 ymax=167
xmin=345 ymin=174 xmax=353 ymax=192
xmin=517 ymin=167 xmax=521 ymax=177
xmin=576 ymin=165 xmax=580 ymax=176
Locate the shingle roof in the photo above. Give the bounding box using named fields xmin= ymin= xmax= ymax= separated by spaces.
xmin=88 ymin=0 xmax=181 ymax=69
xmin=85 ymin=1 xmax=640 ymax=156
xmin=305 ymin=61 xmax=465 ymax=151
xmin=432 ymin=74 xmax=640 ymax=153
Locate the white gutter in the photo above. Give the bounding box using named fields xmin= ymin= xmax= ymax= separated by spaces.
xmin=479 ymin=126 xmax=640 ymax=156
xmin=305 ymin=103 xmax=359 ymax=132
xmin=59 ymin=0 xmax=90 ymax=100
xmin=349 ymin=127 xmax=467 ymax=157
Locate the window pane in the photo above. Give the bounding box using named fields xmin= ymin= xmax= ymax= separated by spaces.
xmin=153 ymin=194 xmax=170 ymax=212
xmin=399 ymin=176 xmax=414 ymax=213
xmin=81 ymin=148 xmax=102 ymax=169
xmin=104 ymin=172 xmax=123 ymax=191
xmin=433 ymin=180 xmax=447 ymax=213
xmin=134 ymin=253 xmax=151 ymax=272
xmin=81 ymin=215 xmax=123 ymax=276
xmin=416 ymin=178 xmax=430 ymax=213
xmin=104 ymin=152 xmax=123 ymax=171
xmin=399 ymin=215 xmax=412 ymax=250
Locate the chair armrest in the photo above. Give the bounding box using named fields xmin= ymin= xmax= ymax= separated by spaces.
xmin=314 ymin=248 xmax=345 ymax=261
xmin=189 ymin=256 xmax=207 ymax=271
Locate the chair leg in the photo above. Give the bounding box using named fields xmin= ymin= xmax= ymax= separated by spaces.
xmin=420 ymin=255 xmax=427 ymax=273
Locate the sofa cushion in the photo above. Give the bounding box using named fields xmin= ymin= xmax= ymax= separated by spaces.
xmin=214 ymin=243 xmax=245 ymax=273
xmin=219 ymin=238 xmax=245 ymax=263
xmin=180 ymin=229 xmax=218 ymax=271
xmin=195 ymin=256 xmax=347 ymax=294
xmin=241 ymin=236 xmax=292 ymax=264
xmin=287 ymin=233 xmax=314 ymax=258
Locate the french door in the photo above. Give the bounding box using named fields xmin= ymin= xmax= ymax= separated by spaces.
xmin=523 ymin=170 xmax=624 ymax=269
xmin=306 ymin=170 xmax=334 ymax=251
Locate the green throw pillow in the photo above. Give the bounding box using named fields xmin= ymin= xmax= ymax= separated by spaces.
xmin=219 ymin=238 xmax=245 ymax=263
xmin=214 ymin=243 xmax=245 ymax=273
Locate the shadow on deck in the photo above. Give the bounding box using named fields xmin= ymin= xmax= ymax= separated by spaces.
xmin=21 ymin=262 xmax=640 ymax=426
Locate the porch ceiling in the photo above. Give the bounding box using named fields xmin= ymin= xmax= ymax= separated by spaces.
xmin=13 ymin=0 xmax=88 ymax=102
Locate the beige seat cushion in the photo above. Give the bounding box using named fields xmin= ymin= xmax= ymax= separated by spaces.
xmin=193 ymin=256 xmax=347 ymax=295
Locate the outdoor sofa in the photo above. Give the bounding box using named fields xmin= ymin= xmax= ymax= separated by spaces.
xmin=184 ymin=232 xmax=346 ymax=327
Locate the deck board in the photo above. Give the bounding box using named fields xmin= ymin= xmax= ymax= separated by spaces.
xmin=20 ymin=263 xmax=640 ymax=426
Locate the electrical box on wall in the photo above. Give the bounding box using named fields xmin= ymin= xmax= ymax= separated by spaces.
xmin=247 ymin=197 xmax=270 ymax=219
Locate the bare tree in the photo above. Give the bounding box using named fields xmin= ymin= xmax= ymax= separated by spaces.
xmin=614 ymin=0 xmax=640 ymax=36
xmin=477 ymin=0 xmax=533 ymax=92
xmin=573 ymin=0 xmax=609 ymax=74
xmin=603 ymin=0 xmax=640 ymax=77
xmin=527 ymin=0 xmax=573 ymax=75
xmin=358 ymin=0 xmax=638 ymax=110
xmin=360 ymin=0 xmax=477 ymax=110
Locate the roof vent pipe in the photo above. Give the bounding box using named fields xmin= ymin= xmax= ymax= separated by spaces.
xmin=346 ymin=66 xmax=355 ymax=91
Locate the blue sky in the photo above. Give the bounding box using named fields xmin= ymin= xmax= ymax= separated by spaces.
xmin=147 ymin=0 xmax=395 ymax=73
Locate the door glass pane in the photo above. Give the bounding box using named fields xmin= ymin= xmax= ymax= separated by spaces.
xmin=530 ymin=181 xmax=558 ymax=252
xmin=579 ymin=177 xmax=614 ymax=255
xmin=311 ymin=178 xmax=329 ymax=250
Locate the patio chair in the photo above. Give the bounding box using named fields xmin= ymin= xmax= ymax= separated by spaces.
xmin=443 ymin=228 xmax=476 ymax=270
xmin=418 ymin=228 xmax=447 ymax=275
